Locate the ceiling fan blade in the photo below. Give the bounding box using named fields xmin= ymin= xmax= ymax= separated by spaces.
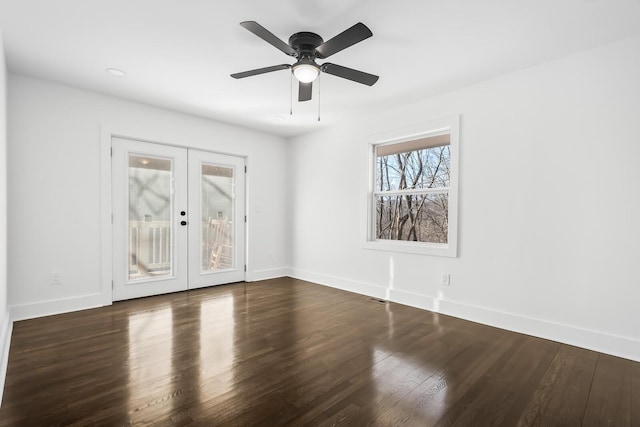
xmin=239 ymin=21 xmax=297 ymax=56
xmin=321 ymin=63 xmax=379 ymax=86
xmin=231 ymin=64 xmax=291 ymax=79
xmin=315 ymin=23 xmax=372 ymax=59
xmin=299 ymin=82 xmax=312 ymax=102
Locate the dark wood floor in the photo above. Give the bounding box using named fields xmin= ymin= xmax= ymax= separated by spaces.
xmin=0 ymin=278 xmax=638 ymax=426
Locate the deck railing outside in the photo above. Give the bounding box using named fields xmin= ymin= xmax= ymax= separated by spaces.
xmin=128 ymin=218 xmax=232 ymax=279
xmin=129 ymin=220 xmax=171 ymax=278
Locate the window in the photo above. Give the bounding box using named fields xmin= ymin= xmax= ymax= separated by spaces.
xmin=376 ymin=135 xmax=450 ymax=242
xmin=365 ymin=116 xmax=459 ymax=257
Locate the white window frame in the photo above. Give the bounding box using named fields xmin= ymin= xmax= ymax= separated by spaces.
xmin=363 ymin=115 xmax=459 ymax=257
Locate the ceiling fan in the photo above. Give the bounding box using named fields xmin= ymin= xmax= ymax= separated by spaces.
xmin=231 ymin=21 xmax=379 ymax=102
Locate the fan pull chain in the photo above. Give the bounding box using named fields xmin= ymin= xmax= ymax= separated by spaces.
xmin=289 ymin=72 xmax=293 ymax=116
xmin=317 ymin=73 xmax=321 ymax=122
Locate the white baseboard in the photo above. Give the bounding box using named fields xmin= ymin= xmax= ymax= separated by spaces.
xmin=435 ymin=298 xmax=640 ymax=363
xmin=10 ymin=293 xmax=106 ymax=322
xmin=388 ymin=288 xmax=437 ymax=311
xmin=0 ymin=311 xmax=12 ymax=406
xmin=246 ymin=267 xmax=289 ymax=282
xmin=288 ymin=268 xmax=387 ymax=300
xmin=290 ymin=270 xmax=640 ymax=363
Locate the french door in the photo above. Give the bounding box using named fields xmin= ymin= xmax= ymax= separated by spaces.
xmin=112 ymin=137 xmax=245 ymax=301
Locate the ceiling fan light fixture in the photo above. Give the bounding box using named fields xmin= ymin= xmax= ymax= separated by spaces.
xmin=232 ymin=21 xmax=378 ymax=104
xmin=292 ymin=62 xmax=320 ymax=83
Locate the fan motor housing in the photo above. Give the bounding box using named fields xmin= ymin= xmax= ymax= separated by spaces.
xmin=289 ymin=32 xmax=324 ymax=55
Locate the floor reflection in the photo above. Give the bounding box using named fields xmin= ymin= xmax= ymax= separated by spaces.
xmin=199 ymin=295 xmax=235 ymax=402
xmin=127 ymin=306 xmax=174 ymax=423
xmin=368 ymin=314 xmax=469 ymax=425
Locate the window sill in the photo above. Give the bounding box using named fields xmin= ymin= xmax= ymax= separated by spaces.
xmin=363 ymin=240 xmax=457 ymax=257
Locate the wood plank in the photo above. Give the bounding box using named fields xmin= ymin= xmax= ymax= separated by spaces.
xmin=370 ymin=329 xmax=517 ymax=426
xmin=632 ymin=361 xmax=640 ymax=427
xmin=290 ymin=327 xmax=478 ymax=425
xmin=583 ymin=353 xmax=632 ymax=426
xmin=516 ymin=344 xmax=598 ymax=426
xmin=431 ymin=334 xmax=559 ymax=426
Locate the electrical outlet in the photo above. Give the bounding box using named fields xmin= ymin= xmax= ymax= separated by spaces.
xmin=51 ymin=271 xmax=62 ymax=285
xmin=441 ymin=273 xmax=451 ymax=287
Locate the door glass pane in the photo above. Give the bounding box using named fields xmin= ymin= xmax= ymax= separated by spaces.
xmin=201 ymin=163 xmax=234 ymax=272
xmin=128 ymin=155 xmax=173 ymax=281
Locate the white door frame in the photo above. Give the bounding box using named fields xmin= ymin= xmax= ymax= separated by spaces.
xmin=99 ymin=126 xmax=248 ymax=305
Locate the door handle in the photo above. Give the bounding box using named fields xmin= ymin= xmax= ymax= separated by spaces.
xmin=180 ymin=221 xmax=188 ymax=226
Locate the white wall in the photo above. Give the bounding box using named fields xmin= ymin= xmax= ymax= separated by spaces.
xmin=0 ymin=32 xmax=7 ymax=326
xmin=7 ymin=75 xmax=289 ymax=317
xmin=0 ymin=29 xmax=10 ymax=401
xmin=289 ymin=35 xmax=640 ymax=361
xmin=0 ymin=32 xmax=7 ymax=312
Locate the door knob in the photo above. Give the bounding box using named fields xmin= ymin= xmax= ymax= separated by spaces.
xmin=180 ymin=221 xmax=187 ymax=226
xmin=180 ymin=211 xmax=186 ymax=216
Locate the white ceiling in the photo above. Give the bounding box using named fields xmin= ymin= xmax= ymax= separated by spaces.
xmin=1 ymin=0 xmax=639 ymax=138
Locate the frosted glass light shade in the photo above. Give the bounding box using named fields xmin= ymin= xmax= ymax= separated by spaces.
xmin=292 ymin=63 xmax=319 ymax=83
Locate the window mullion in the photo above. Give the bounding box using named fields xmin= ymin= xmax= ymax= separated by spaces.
xmin=373 ymin=187 xmax=449 ymax=197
